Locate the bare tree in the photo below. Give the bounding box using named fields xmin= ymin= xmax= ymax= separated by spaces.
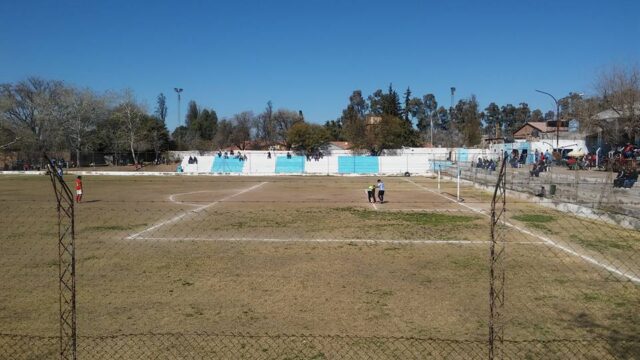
xmin=230 ymin=111 xmax=254 ymax=150
xmin=272 ymin=109 xmax=303 ymax=149
xmin=594 ymin=64 xmax=640 ymax=143
xmin=0 ymin=77 xmax=67 ymax=157
xmin=254 ymin=101 xmax=275 ymax=146
xmin=113 ymin=90 xmax=146 ymax=165
xmin=62 ymin=88 xmax=108 ymax=166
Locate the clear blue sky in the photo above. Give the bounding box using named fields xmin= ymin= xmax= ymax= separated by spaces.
xmin=1 ymin=0 xmax=639 ymax=130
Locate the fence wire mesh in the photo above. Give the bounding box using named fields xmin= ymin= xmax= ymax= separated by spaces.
xmin=0 ymin=166 xmax=639 ymax=359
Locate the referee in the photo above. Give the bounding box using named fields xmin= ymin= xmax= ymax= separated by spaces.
xmin=376 ymin=179 xmax=385 ymax=203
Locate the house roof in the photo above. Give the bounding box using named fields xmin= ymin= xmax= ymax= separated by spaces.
xmin=329 ymin=141 xmax=351 ymax=150
xmin=523 ymin=122 xmax=550 ymax=132
xmin=514 ymin=122 xmax=568 ymax=134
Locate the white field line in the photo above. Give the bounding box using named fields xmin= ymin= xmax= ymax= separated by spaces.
xmin=380 ymin=208 xmax=476 ymax=213
xmin=132 ymin=236 xmax=546 ymax=245
xmin=126 ymin=182 xmax=268 ymax=240
xmin=404 ymin=178 xmax=640 ymax=284
xmin=363 ymin=189 xmax=378 ymax=210
xmin=168 ymin=190 xmax=216 ymax=205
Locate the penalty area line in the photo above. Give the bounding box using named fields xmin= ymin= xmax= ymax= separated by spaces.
xmin=129 ymin=236 xmax=546 ymax=245
xmin=126 ymin=182 xmax=268 ymax=240
xmin=403 ymin=178 xmax=640 ymax=284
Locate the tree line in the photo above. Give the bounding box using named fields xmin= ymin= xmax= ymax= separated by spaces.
xmin=325 ymin=65 xmax=639 ymax=153
xmin=1 ymin=65 xmax=637 ymax=165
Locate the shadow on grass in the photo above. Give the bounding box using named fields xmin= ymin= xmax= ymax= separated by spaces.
xmin=570 ymin=310 xmax=640 ymax=358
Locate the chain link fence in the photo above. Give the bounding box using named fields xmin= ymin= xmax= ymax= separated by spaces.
xmin=0 ymin=167 xmax=638 ymax=358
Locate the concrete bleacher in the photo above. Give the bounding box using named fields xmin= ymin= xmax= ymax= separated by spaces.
xmin=212 ymin=157 xmax=245 ymax=173
xmin=378 ymin=155 xmax=431 ymax=175
xmin=304 ymin=157 xmax=331 ymax=174
xmin=338 ymin=156 xmax=379 ymax=174
xmin=275 ymin=156 xmax=305 ymax=174
xmin=180 ymin=155 xmax=213 ymax=173
xmin=176 ymin=151 xmax=435 ymax=175
xmin=244 ymin=154 xmax=276 ymax=174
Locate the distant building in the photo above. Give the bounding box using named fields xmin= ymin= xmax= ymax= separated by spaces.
xmin=513 ymin=122 xmax=568 ymax=140
xmin=326 ymin=141 xmax=351 ymax=151
xmin=366 ymin=116 xmax=382 ymax=126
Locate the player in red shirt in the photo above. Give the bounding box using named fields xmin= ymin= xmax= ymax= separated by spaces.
xmin=75 ymin=176 xmax=83 ymax=203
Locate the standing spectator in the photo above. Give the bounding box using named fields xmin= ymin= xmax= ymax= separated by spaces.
xmin=623 ymin=143 xmax=634 ymax=158
xmin=75 ymin=176 xmax=83 ymax=203
xmin=376 ymin=179 xmax=385 ymax=203
xmin=267 ymin=151 xmax=272 ymax=159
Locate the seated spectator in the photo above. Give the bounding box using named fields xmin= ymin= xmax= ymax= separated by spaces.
xmin=188 ymin=156 xmax=193 ymax=164
xmin=614 ymin=169 xmax=627 ymax=188
xmin=194 ymin=156 xmax=198 ymax=164
xmin=224 ymin=151 xmax=228 ymax=159
xmin=530 ymin=164 xmax=542 ymax=177
xmin=536 ymin=186 xmax=546 ymax=197
xmin=217 ymin=151 xmax=222 ymax=158
xmin=230 ymin=149 xmax=235 ymax=156
xmin=566 ymin=157 xmax=577 ymax=170
xmin=624 ymin=168 xmax=638 ymax=188
xmin=177 ymin=164 xmax=183 ymax=172
xmin=488 ymin=160 xmax=496 ymax=171
xmin=286 ymin=152 xmax=292 ymax=159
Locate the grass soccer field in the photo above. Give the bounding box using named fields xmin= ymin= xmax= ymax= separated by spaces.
xmin=0 ymin=174 xmax=639 ymax=357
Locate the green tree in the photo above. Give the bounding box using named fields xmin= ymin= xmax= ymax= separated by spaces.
xmin=365 ymin=115 xmax=407 ymax=154
xmin=484 ymin=102 xmax=501 ymax=137
xmin=513 ymin=102 xmax=531 ymax=132
xmin=531 ymin=109 xmax=544 ymax=122
xmin=195 ymin=108 xmax=218 ymax=140
xmin=171 ymin=126 xmax=191 ymax=150
xmin=403 ymin=87 xmax=412 ymax=122
xmin=287 ymin=122 xmax=330 ymax=153
xmin=323 ymin=119 xmax=343 ymax=141
xmin=340 ymin=91 xmax=368 ymax=149
xmin=155 ymin=93 xmax=168 ymax=123
xmin=452 ymin=96 xmax=482 ymax=146
xmin=185 ymin=100 xmax=199 ymax=127
xmin=500 ymin=104 xmax=517 ymax=140
xmin=417 ymin=94 xmax=437 ymax=134
xmin=141 ymin=115 xmax=170 ymax=162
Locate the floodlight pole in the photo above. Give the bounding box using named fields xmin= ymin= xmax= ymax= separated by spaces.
xmin=535 ymin=89 xmax=560 ymax=148
xmin=174 ymin=88 xmax=184 ymax=126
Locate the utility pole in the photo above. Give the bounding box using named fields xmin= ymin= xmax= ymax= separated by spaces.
xmin=450 ymin=87 xmax=456 ymax=110
xmin=450 ymin=87 xmax=456 ymax=127
xmin=535 ymin=89 xmax=560 ymax=148
xmin=174 ymin=88 xmax=183 ymax=126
